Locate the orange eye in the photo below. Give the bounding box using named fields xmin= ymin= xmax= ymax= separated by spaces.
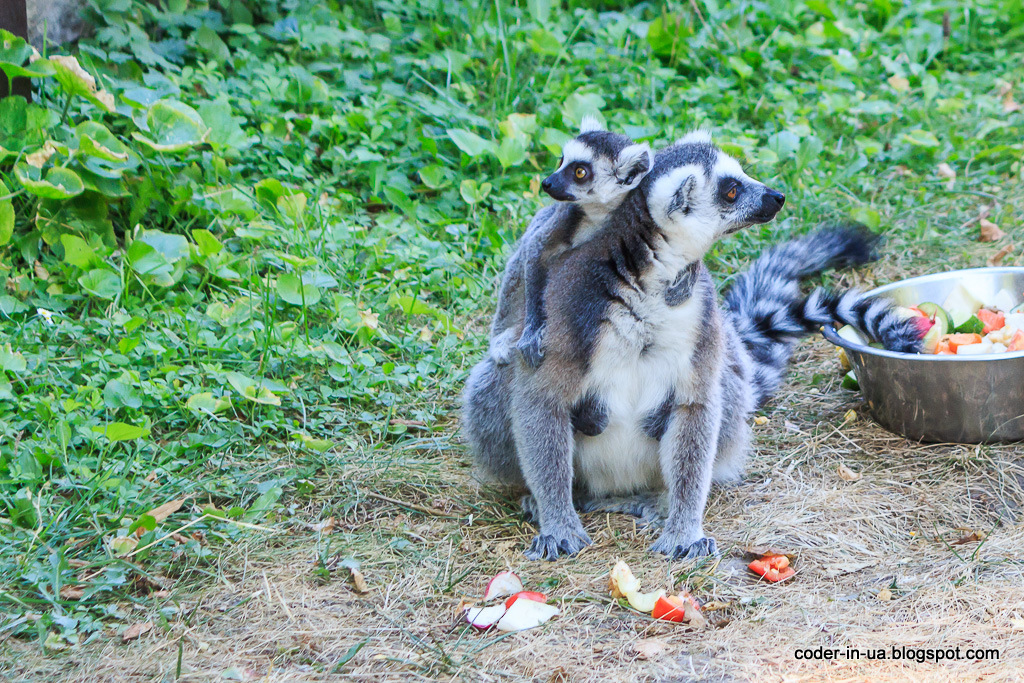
xmin=575 ymin=166 xmax=587 ymax=179
xmin=725 ymin=186 xmax=738 ymax=202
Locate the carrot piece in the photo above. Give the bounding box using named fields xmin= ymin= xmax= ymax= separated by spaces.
xmin=934 ymin=338 xmax=953 ymax=355
xmin=748 ymin=554 xmax=795 ymax=582
xmin=977 ymin=309 xmax=1005 ymax=334
xmin=946 ymin=333 xmax=983 ymax=352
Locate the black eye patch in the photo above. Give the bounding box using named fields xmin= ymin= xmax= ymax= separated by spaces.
xmin=718 ymin=177 xmax=742 ymax=203
xmin=571 ymin=162 xmax=593 ymax=183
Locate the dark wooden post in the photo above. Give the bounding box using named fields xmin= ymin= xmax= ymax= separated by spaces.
xmin=1 ymin=0 xmax=31 ymax=99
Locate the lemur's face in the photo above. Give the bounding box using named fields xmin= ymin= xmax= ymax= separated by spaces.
xmin=541 ymin=120 xmax=652 ymax=218
xmin=647 ymin=132 xmax=785 ymax=259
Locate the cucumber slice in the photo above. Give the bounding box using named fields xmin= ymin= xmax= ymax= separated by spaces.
xmin=954 ymin=315 xmax=984 ymax=335
xmin=841 ymin=370 xmax=859 ymax=391
xmin=917 ymin=302 xmax=952 ymax=334
xmin=868 ymin=342 xmax=883 ymax=349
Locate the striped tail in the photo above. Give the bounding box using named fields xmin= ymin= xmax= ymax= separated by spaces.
xmin=724 ymin=224 xmax=921 ymax=406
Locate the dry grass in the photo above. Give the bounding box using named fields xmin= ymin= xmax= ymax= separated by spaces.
xmin=6 ymin=335 xmax=1024 ymax=683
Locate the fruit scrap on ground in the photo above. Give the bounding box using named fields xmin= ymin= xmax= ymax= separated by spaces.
xmin=463 ymin=571 xmax=558 ymax=632
xmin=748 ymin=553 xmax=796 ymax=583
xmin=608 ymin=560 xmax=705 ymax=626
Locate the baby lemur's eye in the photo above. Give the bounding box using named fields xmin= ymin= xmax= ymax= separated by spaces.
xmin=574 ymin=166 xmax=588 ymax=180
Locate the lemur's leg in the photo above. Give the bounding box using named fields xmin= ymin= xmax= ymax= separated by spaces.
xmin=649 ymin=395 xmax=723 ymax=560
xmin=462 ymin=358 xmax=523 ymax=487
xmin=512 ymin=387 xmax=591 ymax=560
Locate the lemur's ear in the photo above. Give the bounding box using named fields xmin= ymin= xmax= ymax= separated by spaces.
xmin=666 ymin=175 xmax=696 ymax=216
xmin=677 ymin=128 xmax=712 ymax=146
xmin=614 ymin=143 xmax=653 ymax=188
xmin=579 ymin=115 xmax=604 ymax=133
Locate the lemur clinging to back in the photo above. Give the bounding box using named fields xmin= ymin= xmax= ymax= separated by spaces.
xmin=464 ymin=131 xmax=921 ymax=561
xmin=489 ymin=117 xmax=653 ymax=368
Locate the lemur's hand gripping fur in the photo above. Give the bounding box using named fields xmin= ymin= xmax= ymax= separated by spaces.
xmin=515 ymin=325 xmax=546 ymax=368
xmin=489 ymin=328 xmax=517 ymax=366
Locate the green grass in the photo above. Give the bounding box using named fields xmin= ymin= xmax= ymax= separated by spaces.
xmin=0 ymin=0 xmax=1021 ymax=654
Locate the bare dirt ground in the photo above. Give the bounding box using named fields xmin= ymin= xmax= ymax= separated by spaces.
xmin=7 ymin=329 xmax=1024 ymax=682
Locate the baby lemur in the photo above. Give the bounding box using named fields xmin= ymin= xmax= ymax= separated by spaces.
xmin=464 ymin=131 xmax=920 ymax=561
xmin=489 ymin=117 xmax=653 ymax=368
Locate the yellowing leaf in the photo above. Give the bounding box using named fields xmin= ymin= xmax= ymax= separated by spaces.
xmin=979 ymin=219 xmax=1006 ymax=242
xmin=134 ymin=498 xmax=186 ymax=538
xmin=887 ymin=75 xmax=910 ymax=92
xmin=122 ymin=621 xmax=153 ymax=641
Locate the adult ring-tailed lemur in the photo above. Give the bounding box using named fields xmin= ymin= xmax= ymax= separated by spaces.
xmin=463 ymin=128 xmax=920 ymax=561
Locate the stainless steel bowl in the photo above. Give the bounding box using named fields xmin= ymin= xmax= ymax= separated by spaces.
xmin=821 ymin=267 xmax=1024 ymax=443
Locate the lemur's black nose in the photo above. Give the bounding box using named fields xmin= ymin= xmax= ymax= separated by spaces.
xmin=541 ymin=177 xmax=553 ymax=193
xmin=765 ymin=188 xmax=786 ymax=208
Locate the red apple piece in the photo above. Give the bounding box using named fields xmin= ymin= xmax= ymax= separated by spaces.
xmin=483 ymin=571 xmax=524 ymax=601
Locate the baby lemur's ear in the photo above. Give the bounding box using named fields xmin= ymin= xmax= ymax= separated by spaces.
xmin=666 ymin=175 xmax=696 ymax=216
xmin=579 ymin=115 xmax=604 ymax=133
xmin=614 ymin=143 xmax=653 ymax=188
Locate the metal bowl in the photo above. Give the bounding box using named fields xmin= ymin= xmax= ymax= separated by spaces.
xmin=821 ymin=267 xmax=1024 ymax=443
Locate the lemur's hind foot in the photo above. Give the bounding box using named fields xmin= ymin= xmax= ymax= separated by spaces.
xmin=579 ymin=494 xmax=664 ymax=528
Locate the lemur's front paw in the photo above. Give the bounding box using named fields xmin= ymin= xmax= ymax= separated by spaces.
xmin=650 ymin=532 xmax=718 ymax=560
xmin=524 ymin=524 xmax=592 ymax=561
xmin=490 ymin=330 xmax=517 ymax=366
xmin=516 ymin=328 xmax=545 ymax=369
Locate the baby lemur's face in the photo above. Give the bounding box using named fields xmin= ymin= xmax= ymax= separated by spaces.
xmin=541 ymin=117 xmax=652 ymax=219
xmin=646 ymin=131 xmax=785 ymax=258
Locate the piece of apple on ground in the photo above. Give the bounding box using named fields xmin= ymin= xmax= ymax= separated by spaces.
xmin=627 ymin=588 xmax=666 ymax=613
xmin=464 ymin=604 xmax=507 ymax=630
xmin=483 ymin=571 xmax=523 ymax=601
xmin=495 ymin=598 xmax=559 ymax=632
xmin=608 ymin=560 xmax=639 ymax=599
xmin=504 ymin=591 xmax=547 ymax=608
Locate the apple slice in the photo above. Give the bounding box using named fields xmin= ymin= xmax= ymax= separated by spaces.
xmin=608 ymin=560 xmax=639 ymax=598
xmin=464 ymin=604 xmax=507 ymax=630
xmin=483 ymin=571 xmax=523 ymax=601
xmin=494 ymin=597 xmax=559 ymax=632
xmin=627 ymin=588 xmax=666 ymax=613
xmin=836 ymin=324 xmax=868 ymax=346
xmin=504 ymin=591 xmax=547 ymax=608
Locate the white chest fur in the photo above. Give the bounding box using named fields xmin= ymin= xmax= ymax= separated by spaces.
xmin=574 ymin=266 xmax=707 ymax=497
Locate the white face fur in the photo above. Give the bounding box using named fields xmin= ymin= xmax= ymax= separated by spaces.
xmin=541 ymin=118 xmax=654 ymax=224
xmin=647 ymin=132 xmax=785 ymax=263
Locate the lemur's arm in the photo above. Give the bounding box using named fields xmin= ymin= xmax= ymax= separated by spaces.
xmin=489 ymin=205 xmax=562 ymax=366
xmin=514 ymin=235 xmax=555 ymax=369
xmin=516 ymin=205 xmax=582 ymax=368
